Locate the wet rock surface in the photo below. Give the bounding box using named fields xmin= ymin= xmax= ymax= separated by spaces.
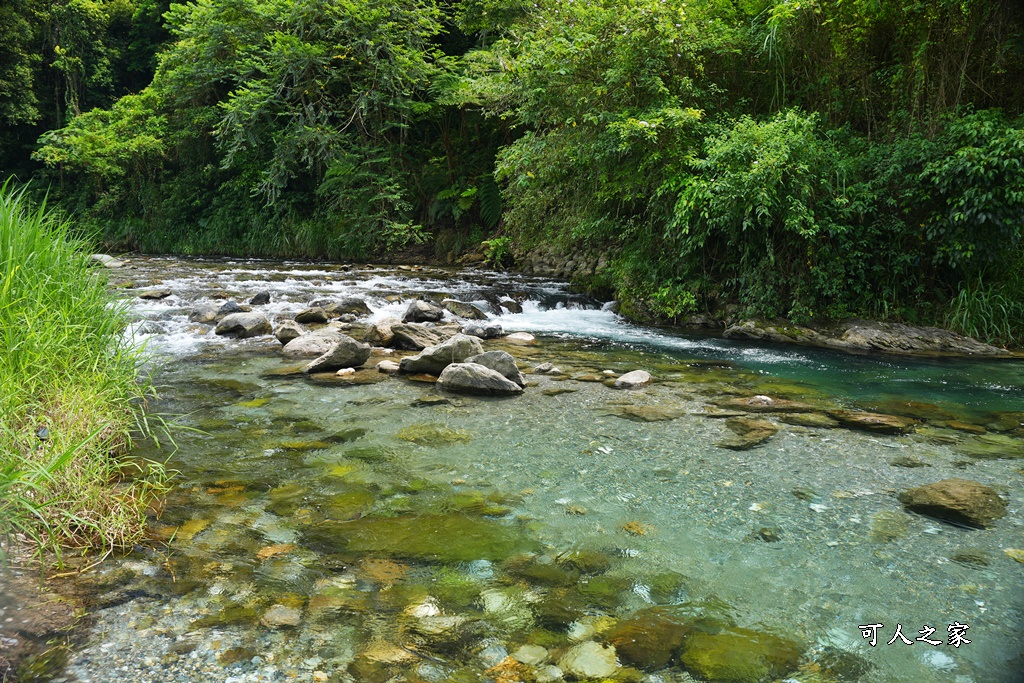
xmin=214 ymin=311 xmax=272 ymax=338
xmin=898 ymin=478 xmax=1008 ymax=528
xmin=399 ymin=333 xmax=483 ymax=375
xmin=437 ymin=362 xmax=525 ymax=396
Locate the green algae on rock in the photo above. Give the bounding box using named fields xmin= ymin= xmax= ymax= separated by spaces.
xmin=604 ymin=607 xmax=692 ymax=670
xmin=397 ymin=422 xmax=472 ymax=446
xmin=679 ymin=628 xmax=802 ymax=683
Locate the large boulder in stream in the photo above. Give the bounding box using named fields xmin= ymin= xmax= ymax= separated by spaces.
xmin=282 ymin=326 xmax=350 ymax=356
xmin=364 ymin=316 xmax=401 ymax=346
xmin=189 ymin=303 xmax=219 ymax=324
xmin=399 ymin=334 xmax=483 ymax=375
xmin=303 ymin=335 xmax=371 ymax=373
xmin=465 ymin=351 xmax=526 ymax=387
xmin=442 ymin=299 xmax=488 ymax=320
xmin=215 ymin=312 xmax=272 ymax=338
xmin=390 ymin=323 xmax=454 ymax=351
xmin=437 ymin=363 xmax=524 ymax=396
xmin=325 ymin=297 xmax=372 ymax=317
xmin=295 ymin=306 xmax=329 ymax=324
xmin=898 ymin=479 xmax=1007 ymax=528
xmin=275 ymin=320 xmax=305 ymax=345
xmin=402 ymin=299 xmax=445 ymax=323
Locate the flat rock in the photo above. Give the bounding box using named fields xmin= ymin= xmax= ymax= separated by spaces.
xmin=614 ymin=370 xmax=652 ymax=389
xmin=778 ymin=412 xmax=840 ymax=428
xmin=376 ymin=360 xmax=400 ymax=374
xmin=504 ymin=332 xmax=537 ymax=344
xmin=89 ymin=253 xmax=124 ymax=268
xmin=399 ymin=334 xmax=484 ymax=375
xmin=898 ymin=478 xmax=1007 ymax=528
xmin=402 ymin=299 xmax=445 ymax=323
xmin=303 ymin=335 xmax=371 ymax=373
xmin=295 ymin=306 xmax=329 ymax=324
xmin=275 ymin=320 xmax=305 ymax=345
xmin=716 ymin=417 xmax=779 ymax=450
xmin=557 ymin=641 xmax=618 ymax=679
xmin=829 ymin=410 xmax=918 ymax=434
xmin=139 ymin=289 xmax=171 ymax=300
xmin=715 ymin=396 xmax=821 ymax=413
xmin=512 ymin=645 xmax=549 ymax=666
xmin=465 ymin=350 xmax=526 ymax=387
xmin=437 ymin=363 xmax=524 ymax=396
xmin=215 ymin=312 xmax=272 ymax=338
xmin=282 ymin=326 xmax=350 ymax=356
xmin=390 ymin=323 xmax=444 ymax=351
xmin=604 ymin=405 xmax=684 ymax=422
xmin=442 ymin=299 xmax=488 ymax=320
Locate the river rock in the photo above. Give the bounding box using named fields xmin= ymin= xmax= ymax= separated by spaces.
xmin=275 ymin=320 xmax=305 ymax=345
xmin=778 ymin=412 xmax=839 ymax=428
xmin=391 ymin=323 xmax=445 ymax=351
xmin=437 ymin=363 xmax=525 ymax=396
xmin=680 ymin=628 xmax=802 ymax=683
xmin=399 ymin=334 xmax=483 ymax=375
xmin=716 ymin=417 xmax=779 ymax=450
xmin=89 ymin=253 xmax=124 ymax=268
xmin=139 ymin=289 xmax=171 ymax=300
xmin=215 ymin=312 xmax=272 ymax=338
xmin=303 ymin=335 xmax=371 ymax=373
xmin=282 ymin=326 xmax=350 ymax=356
xmin=504 ymin=332 xmax=536 ymax=344
xmin=364 ymin=316 xmax=401 ymax=346
xmin=465 ymin=351 xmax=526 ymax=387
xmin=898 ymin=478 xmax=1007 ymax=528
xmin=442 ymin=299 xmax=488 ymax=320
xmin=217 ymin=300 xmax=244 ymax=316
xmin=829 ymin=410 xmax=918 ymax=434
xmin=249 ymin=291 xmax=271 ymax=305
xmin=614 ymin=370 xmax=652 ymax=389
xmin=724 ymin=318 xmax=1011 ymax=358
xmin=557 ymin=641 xmax=618 ymax=679
xmin=605 ymin=608 xmax=691 ymax=670
xmin=260 ymin=604 xmax=302 ymax=628
xmin=325 ymin=297 xmax=372 ymax=316
xmin=376 ymin=360 xmax=400 ymax=374
xmin=403 ymin=299 xmax=445 ymax=323
xmin=189 ymin=304 xmax=219 ymax=324
xmin=512 ymin=644 xmax=549 ymax=666
xmin=499 ymin=298 xmax=523 ymax=314
xmin=295 ymin=306 xmax=329 ymax=324
xmin=462 ymin=322 xmax=504 ymax=339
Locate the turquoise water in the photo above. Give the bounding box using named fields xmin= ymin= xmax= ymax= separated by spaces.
xmin=63 ymin=258 xmax=1024 ymax=683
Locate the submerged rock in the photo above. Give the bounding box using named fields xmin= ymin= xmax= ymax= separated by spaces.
xmin=679 ymin=628 xmax=802 ymax=683
xmin=829 ymin=410 xmax=918 ymax=434
xmin=614 ymin=370 xmax=653 ymax=389
xmin=303 ymin=335 xmax=372 ymax=373
xmin=397 ymin=423 xmax=471 ymax=446
xmin=464 ymin=350 xmax=526 ymax=387
xmin=399 ymin=334 xmax=484 ymax=375
xmin=403 ymin=299 xmax=445 ymax=323
xmin=777 ymin=412 xmax=839 ymax=428
xmin=604 ymin=608 xmax=690 ymax=670
xmin=438 ymin=363 xmax=525 ymax=396
xmin=898 ymin=478 xmax=1007 ymax=528
xmin=603 ymin=405 xmax=684 ymax=422
xmin=295 ymin=306 xmax=329 ymax=324
xmin=557 ymin=641 xmax=618 ymax=679
xmin=716 ymin=417 xmax=779 ymax=450
xmin=275 ymin=320 xmax=305 ymax=345
xmin=260 ymin=604 xmax=302 ymax=628
xmin=215 ymin=312 xmax=272 ymax=338
xmin=957 ymin=433 xmax=1024 ymax=460
xmin=442 ymin=298 xmax=488 ymax=320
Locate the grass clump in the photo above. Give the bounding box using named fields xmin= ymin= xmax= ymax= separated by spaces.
xmin=0 ymin=182 xmax=168 ymax=565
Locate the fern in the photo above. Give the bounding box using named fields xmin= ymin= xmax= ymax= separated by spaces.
xmin=478 ymin=174 xmax=502 ymax=228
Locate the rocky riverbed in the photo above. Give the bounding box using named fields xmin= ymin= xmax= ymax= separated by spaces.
xmin=9 ymin=256 xmax=1023 ymax=683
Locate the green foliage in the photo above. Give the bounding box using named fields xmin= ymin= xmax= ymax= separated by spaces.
xmin=0 ymin=182 xmax=168 ymax=562
xmin=481 ymin=235 xmax=512 ymax=267
xmin=946 ymin=277 xmax=1024 ymax=345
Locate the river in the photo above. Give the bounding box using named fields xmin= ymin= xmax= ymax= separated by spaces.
xmin=59 ymin=257 xmax=1024 ymax=683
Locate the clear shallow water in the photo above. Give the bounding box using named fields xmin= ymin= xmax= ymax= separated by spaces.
xmin=64 ymin=257 xmax=1024 ymax=683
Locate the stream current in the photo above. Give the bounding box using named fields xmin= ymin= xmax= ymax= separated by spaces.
xmin=60 ymin=257 xmax=1023 ymax=683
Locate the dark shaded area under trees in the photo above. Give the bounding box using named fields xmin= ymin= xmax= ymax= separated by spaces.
xmin=3 ymin=0 xmax=1024 ymax=342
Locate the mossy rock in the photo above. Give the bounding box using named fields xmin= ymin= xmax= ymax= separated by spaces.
xmin=644 ymin=570 xmax=688 ymax=604
xmin=555 ymin=548 xmax=613 ymax=575
xmin=986 ymin=411 xmax=1024 ymax=432
xmin=302 ymin=513 xmax=537 ymax=562
xmin=431 ymin=568 xmax=484 ymax=609
xmin=438 ymin=491 xmax=513 ymax=517
xmin=502 ymin=555 xmax=580 ymax=587
xmin=535 ymin=586 xmax=588 ymax=628
xmin=604 ymin=607 xmax=692 ymax=670
xmin=957 ymin=433 xmax=1024 ymax=460
xmin=191 ymin=604 xmax=259 ymax=629
xmin=320 ymin=488 xmax=376 ymax=520
xmin=680 ymin=628 xmax=802 ymax=683
xmin=578 ymin=575 xmax=633 ymax=609
xmin=869 ymin=509 xmax=909 ymax=543
xmin=343 ymin=445 xmax=399 ymax=463
xmin=777 ymin=412 xmax=839 ymax=429
xmin=327 ymin=427 xmax=368 ymax=444
xmin=866 ymin=399 xmax=959 ymax=422
xmin=397 ymin=423 xmax=472 ymax=446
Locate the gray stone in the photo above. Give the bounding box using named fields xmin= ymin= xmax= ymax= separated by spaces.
xmin=461 ymin=322 xmax=504 ymax=339
xmin=437 ymin=363 xmax=525 ymax=396
xmin=303 ymin=335 xmax=371 ymax=373
xmin=557 ymin=641 xmax=618 ymax=679
xmin=189 ymin=304 xmax=219 ymax=324
xmin=364 ymin=316 xmax=401 ymax=346
xmin=325 ymin=297 xmax=372 ymax=317
xmin=465 ymin=351 xmax=526 ymax=387
xmin=139 ymin=289 xmax=171 ymax=300
xmin=295 ymin=306 xmax=329 ymax=324
xmin=282 ymin=326 xmax=350 ymax=356
xmin=614 ymin=370 xmax=652 ymax=389
xmin=402 ymin=299 xmax=445 ymax=323
xmin=89 ymin=253 xmax=124 ymax=268
xmin=512 ymin=645 xmax=549 ymax=666
xmin=249 ymin=291 xmax=271 ymax=305
xmin=275 ymin=320 xmax=305 ymax=345
xmin=442 ymin=299 xmax=488 ymax=320
xmin=399 ymin=334 xmax=484 ymax=375
xmin=499 ymin=298 xmax=523 ymax=314
xmin=215 ymin=312 xmax=272 ymax=338
xmin=391 ymin=323 xmax=445 ymax=351
xmin=218 ymin=300 xmax=244 ymax=316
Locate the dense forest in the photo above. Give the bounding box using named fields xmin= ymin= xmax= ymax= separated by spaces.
xmin=2 ymin=0 xmax=1024 ymax=341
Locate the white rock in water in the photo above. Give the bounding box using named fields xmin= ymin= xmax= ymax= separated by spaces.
xmin=613 ymin=369 xmax=652 ymax=389
xmin=335 ymin=367 xmax=356 ymax=376
xmin=504 ymin=332 xmax=536 ymax=344
xmin=512 ymin=644 xmax=549 ymax=666
xmin=376 ymin=360 xmax=400 ymax=374
xmin=557 ymin=641 xmax=618 ymax=679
